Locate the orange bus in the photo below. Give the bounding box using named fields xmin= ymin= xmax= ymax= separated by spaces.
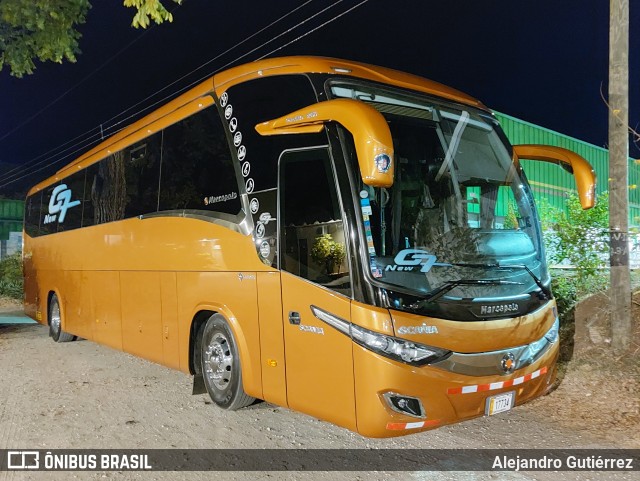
xmin=23 ymin=56 xmax=596 ymax=437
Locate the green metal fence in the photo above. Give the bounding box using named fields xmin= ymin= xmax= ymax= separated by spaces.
xmin=0 ymin=199 xmax=23 ymax=220
xmin=0 ymin=200 xmax=24 ymax=241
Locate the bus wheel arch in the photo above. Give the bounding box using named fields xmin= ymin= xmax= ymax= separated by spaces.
xmin=198 ymin=312 xmax=255 ymax=410
xmin=47 ymin=291 xmax=75 ymax=343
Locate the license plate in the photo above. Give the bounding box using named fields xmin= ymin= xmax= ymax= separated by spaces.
xmin=485 ymin=391 xmax=515 ymax=416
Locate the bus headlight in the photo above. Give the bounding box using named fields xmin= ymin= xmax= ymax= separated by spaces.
xmin=351 ymin=324 xmax=451 ymax=365
xmin=311 ymin=305 xmax=451 ymax=366
xmin=544 ymin=317 xmax=560 ymax=343
xmin=523 ymin=317 xmax=559 ymax=365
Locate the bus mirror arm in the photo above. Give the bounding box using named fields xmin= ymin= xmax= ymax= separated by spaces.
xmin=255 ymin=99 xmax=395 ymax=187
xmin=513 ymin=144 xmax=596 ymax=210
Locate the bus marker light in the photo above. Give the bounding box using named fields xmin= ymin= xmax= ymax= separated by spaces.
xmin=267 ymin=359 xmax=278 ymax=367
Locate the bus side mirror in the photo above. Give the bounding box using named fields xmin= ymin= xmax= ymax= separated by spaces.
xmin=513 ymin=144 xmax=596 ymax=210
xmin=255 ymin=99 xmax=395 ymax=187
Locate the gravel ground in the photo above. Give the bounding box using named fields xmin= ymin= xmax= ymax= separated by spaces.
xmin=0 ymin=314 xmax=637 ymax=481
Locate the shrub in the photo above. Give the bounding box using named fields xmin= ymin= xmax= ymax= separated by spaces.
xmin=538 ymin=192 xmax=612 ymax=299
xmin=551 ymin=275 xmax=577 ymax=319
xmin=548 ymin=192 xmax=609 ymax=285
xmin=0 ymin=253 xmax=23 ymax=299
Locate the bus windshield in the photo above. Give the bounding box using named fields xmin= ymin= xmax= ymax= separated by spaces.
xmin=330 ymin=83 xmax=550 ymax=316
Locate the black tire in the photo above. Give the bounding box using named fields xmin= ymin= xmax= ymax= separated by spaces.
xmin=49 ymin=293 xmax=75 ymax=343
xmin=200 ymin=314 xmax=254 ymax=410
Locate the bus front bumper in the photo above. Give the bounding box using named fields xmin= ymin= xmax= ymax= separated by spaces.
xmin=353 ymin=340 xmax=558 ymax=438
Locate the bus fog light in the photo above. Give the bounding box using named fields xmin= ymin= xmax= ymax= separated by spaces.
xmin=382 ymin=392 xmax=425 ymax=419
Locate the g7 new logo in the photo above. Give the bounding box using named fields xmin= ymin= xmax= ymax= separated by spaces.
xmin=44 ymin=184 xmax=80 ymax=224
xmin=385 ymin=249 xmax=440 ymax=273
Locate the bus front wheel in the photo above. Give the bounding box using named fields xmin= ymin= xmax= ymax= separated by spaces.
xmin=49 ymin=293 xmax=75 ymax=343
xmin=200 ymin=314 xmax=254 ymax=410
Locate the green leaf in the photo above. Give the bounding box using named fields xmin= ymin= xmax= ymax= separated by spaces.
xmin=0 ymin=0 xmax=183 ymax=76
xmin=0 ymin=0 xmax=90 ymax=76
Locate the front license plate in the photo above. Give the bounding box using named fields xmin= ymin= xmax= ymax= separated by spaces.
xmin=485 ymin=391 xmax=515 ymax=416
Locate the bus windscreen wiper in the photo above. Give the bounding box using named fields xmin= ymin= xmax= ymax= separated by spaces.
xmin=444 ymin=262 xmax=552 ymax=299
xmin=408 ymin=278 xmax=524 ymax=311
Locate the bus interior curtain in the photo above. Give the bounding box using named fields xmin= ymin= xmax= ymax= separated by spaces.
xmin=480 ymin=185 xmax=499 ymax=229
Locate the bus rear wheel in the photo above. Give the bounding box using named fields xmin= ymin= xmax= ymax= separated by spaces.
xmin=200 ymin=314 xmax=254 ymax=410
xmin=49 ymin=293 xmax=75 ymax=343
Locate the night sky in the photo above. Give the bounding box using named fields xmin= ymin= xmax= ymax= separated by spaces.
xmin=0 ymin=0 xmax=638 ymax=196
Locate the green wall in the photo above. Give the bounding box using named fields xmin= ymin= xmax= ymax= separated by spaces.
xmin=495 ymin=111 xmax=640 ymax=227
xmin=0 ymin=199 xmax=24 ymax=241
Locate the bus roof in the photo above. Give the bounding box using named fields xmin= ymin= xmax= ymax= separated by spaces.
xmin=30 ymin=56 xmax=486 ymax=195
xmin=212 ymin=56 xmax=484 ymax=107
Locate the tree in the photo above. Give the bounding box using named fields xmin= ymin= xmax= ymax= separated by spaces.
xmin=124 ymin=0 xmax=180 ymax=28
xmin=0 ymin=0 xmax=182 ymax=77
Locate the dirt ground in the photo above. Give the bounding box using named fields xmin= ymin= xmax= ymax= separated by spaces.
xmin=0 ymin=298 xmax=21 ymax=311
xmin=0 ymin=294 xmax=638 ymax=481
xmin=553 ymin=289 xmax=640 ymax=439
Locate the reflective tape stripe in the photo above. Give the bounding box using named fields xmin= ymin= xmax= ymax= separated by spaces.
xmin=447 ymin=367 xmax=548 ymax=395
xmin=406 ymin=422 xmax=425 ymax=429
xmin=386 ymin=419 xmax=440 ymax=431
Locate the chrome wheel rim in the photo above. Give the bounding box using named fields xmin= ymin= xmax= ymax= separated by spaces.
xmin=204 ymin=332 xmax=233 ymax=391
xmin=50 ymin=301 xmax=61 ymax=333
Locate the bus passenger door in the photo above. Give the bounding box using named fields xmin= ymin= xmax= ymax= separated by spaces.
xmin=278 ymin=147 xmax=356 ymax=432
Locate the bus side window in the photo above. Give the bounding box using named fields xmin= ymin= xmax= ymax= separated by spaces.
xmin=223 ymin=75 xmax=324 ymax=266
xmin=55 ymin=169 xmax=85 ymax=233
xmin=41 ymin=177 xmax=85 ymax=235
xmin=82 ymin=163 xmax=98 ymax=227
xmin=86 ymin=152 xmax=128 ymax=225
xmin=123 ymin=133 xmax=163 ymax=218
xmin=279 ymin=148 xmax=351 ymax=297
xmin=159 ymin=107 xmax=240 ymax=215
xmin=24 ymin=192 xmax=42 ymax=237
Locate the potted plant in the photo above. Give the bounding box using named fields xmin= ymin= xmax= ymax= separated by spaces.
xmin=311 ymin=233 xmax=346 ymax=275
